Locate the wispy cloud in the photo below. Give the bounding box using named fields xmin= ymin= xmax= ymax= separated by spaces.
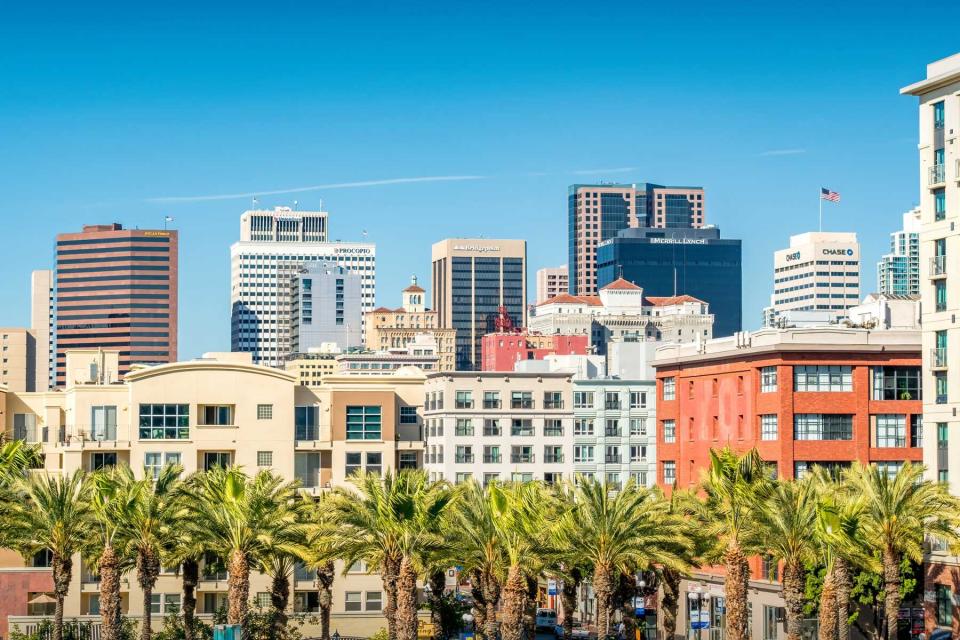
xmin=145 ymin=175 xmax=487 ymax=204
xmin=757 ymin=148 xmax=806 ymax=157
xmin=570 ymin=166 xmax=637 ymax=175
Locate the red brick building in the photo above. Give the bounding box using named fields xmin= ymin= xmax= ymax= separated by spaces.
xmin=480 ymin=331 xmax=589 ymax=371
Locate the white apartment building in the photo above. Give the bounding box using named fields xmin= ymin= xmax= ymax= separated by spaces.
xmin=762 ymin=231 xmax=861 ymax=327
xmin=877 ymin=208 xmax=922 ymax=297
xmin=230 ymin=208 xmax=375 ymax=367
xmin=535 ymin=266 xmax=569 ymax=304
xmin=422 ymin=372 xmax=573 ymax=485
xmin=902 ymin=52 xmax=960 ymax=632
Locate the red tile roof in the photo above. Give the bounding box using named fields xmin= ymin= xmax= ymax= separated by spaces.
xmin=600 ymin=278 xmax=642 ymax=291
xmin=537 ymin=293 xmax=602 ymax=307
xmin=403 ymin=285 xmax=425 ymax=293
xmin=644 ymin=295 xmax=705 ymax=306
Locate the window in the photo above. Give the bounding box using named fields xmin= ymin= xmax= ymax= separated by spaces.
xmin=544 ymin=445 xmax=564 ymax=464
xmin=256 ymin=451 xmax=273 ymax=467
xmin=511 ymin=472 xmax=533 ymax=482
xmin=630 ymin=391 xmax=647 ymax=408
xmin=937 ymin=585 xmax=953 ymax=626
xmin=256 ymin=593 xmax=272 ymax=609
xmin=911 ymin=415 xmax=923 ymax=448
xmin=483 ymin=473 xmax=499 ymax=487
xmin=630 ymin=471 xmax=648 ymax=486
xmin=455 ymin=446 xmax=474 ymax=463
xmin=511 ymin=445 xmax=534 ymax=463
xmin=935 ymin=188 xmax=947 ymax=221
xmin=483 ymin=419 xmax=501 ymax=437
xmin=629 ymin=418 xmax=646 ymax=436
xmin=876 ymin=461 xmax=903 ymax=479
xmin=257 ymin=404 xmax=273 ymax=419
xmin=399 ymin=407 xmax=418 ymax=424
xmin=794 ymin=414 xmax=853 ymax=441
xmin=573 ymin=391 xmax=594 ymax=408
xmin=605 ymin=392 xmax=621 ymax=410
xmin=760 ymin=415 xmax=778 ymax=441
xmin=483 ymin=391 xmax=500 ymax=409
xmin=629 ymin=445 xmax=647 ymax=462
xmin=203 ymin=452 xmax=231 ymax=471
xmin=139 ymin=404 xmax=189 ymax=440
xmin=604 ymin=419 xmax=620 ymax=437
xmin=511 ymin=391 xmax=533 ymax=409
xmin=544 ymin=391 xmax=563 ymax=409
xmin=32 ymin=549 xmax=53 ymax=568
xmin=793 ymin=365 xmax=852 ymax=392
xmin=762 ymin=605 xmax=780 ymax=640
xmin=544 ymin=419 xmax=564 ymax=436
xmin=875 ymin=415 xmax=906 ymax=448
xmin=295 ymin=406 xmax=319 ymax=440
xmin=90 ymin=406 xmax=117 ymax=441
xmin=760 ymin=555 xmax=779 ymax=582
xmin=936 ymin=280 xmax=947 ymax=312
xmin=144 ymin=452 xmax=181 ymax=479
xmin=872 ymin=366 xmax=921 ymax=401
xmin=366 ymin=452 xmax=382 ymax=476
xmin=483 ymin=446 xmax=501 ymax=463
xmin=345 ymin=592 xmax=362 ymax=612
xmin=662 ymin=377 xmax=675 ymax=401
xmin=150 ymin=594 xmax=181 ymax=614
xmin=574 ymin=419 xmax=594 ymax=436
xmin=398 ymin=452 xmax=418 ymax=470
xmin=91 ymin=452 xmax=117 ymax=471
xmin=543 ymin=472 xmax=562 ymax=485
xmin=345 ymin=452 xmax=362 ymax=476
xmin=606 ymin=472 xmax=621 ymax=488
xmin=662 ymin=420 xmax=676 ymax=443
xmin=511 ymin=419 xmax=534 ymax=436
xmin=346 ymin=406 xmax=382 ymax=440
xmin=455 ymin=391 xmax=473 ymax=409
xmin=760 ymin=366 xmax=777 ymax=392
xmin=936 ymin=371 xmax=948 ymax=404
xmin=934 ymin=101 xmax=946 ymax=128
xmin=455 ymin=419 xmax=475 ymax=436
xmin=199 ymin=405 xmax=234 ymax=426
xmin=663 ymin=461 xmax=676 ymax=485
xmin=573 ymin=445 xmax=594 ymax=463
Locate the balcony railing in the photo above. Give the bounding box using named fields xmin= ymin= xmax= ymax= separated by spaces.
xmin=511 ymin=453 xmax=535 ymax=463
xmin=605 ymin=455 xmax=623 ymax=464
xmin=483 ymin=400 xmax=501 ymax=409
xmin=604 ymin=428 xmax=622 ymax=438
xmin=932 ymin=347 xmax=948 ymax=369
xmin=937 ymin=394 xmax=949 ymax=405
xmin=511 ymin=399 xmax=534 ymax=410
xmin=931 ymin=255 xmax=947 ymax=277
xmin=483 ymin=453 xmax=502 ymax=463
xmin=605 ymin=402 xmax=621 ymax=410
xmin=544 ymin=453 xmax=564 ymax=464
xmin=295 ymin=425 xmax=319 ymax=441
xmin=543 ymin=399 xmax=564 ymax=410
xmin=455 ymin=454 xmax=475 ymax=463
xmin=930 ymin=163 xmax=946 ymax=185
xmin=544 ymin=426 xmax=564 ymax=437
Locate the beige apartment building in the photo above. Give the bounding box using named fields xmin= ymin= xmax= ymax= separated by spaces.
xmin=0 ymin=349 xmax=425 ymax=638
xmin=364 ymin=277 xmax=456 ymax=371
xmin=535 ymin=266 xmax=568 ymax=304
xmin=0 ymin=329 xmax=35 ymax=393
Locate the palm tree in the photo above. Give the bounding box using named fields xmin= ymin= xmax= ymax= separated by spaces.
xmin=165 ymin=495 xmax=212 ymax=640
xmin=697 ymin=448 xmax=772 ymax=640
xmin=300 ymin=496 xmax=340 ymax=640
xmin=843 ymin=462 xmax=960 ymax=640
xmin=656 ymin=487 xmax=705 ymax=640
xmin=547 ymin=482 xmax=590 ymax=640
xmin=0 ymin=440 xmax=43 ymax=548
xmin=753 ymin=478 xmax=818 ymax=640
xmin=451 ymin=481 xmax=504 ymax=640
xmin=88 ymin=466 xmax=134 ymax=640
xmin=566 ymin=478 xmax=688 ymax=639
xmin=10 ymin=470 xmax=93 ymax=640
xmin=186 ymin=467 xmax=303 ymax=627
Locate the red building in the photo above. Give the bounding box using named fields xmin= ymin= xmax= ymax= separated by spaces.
xmin=480 ymin=331 xmax=589 ymax=371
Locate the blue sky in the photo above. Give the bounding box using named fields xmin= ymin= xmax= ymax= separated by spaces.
xmin=1 ymin=1 xmax=955 ymax=359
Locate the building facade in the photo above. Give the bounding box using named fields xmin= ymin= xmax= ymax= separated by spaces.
xmin=422 ymin=372 xmax=573 ymax=484
xmin=595 ymin=227 xmax=742 ymax=337
xmin=431 ymin=239 xmax=527 ymax=371
xmin=31 ymin=270 xmax=53 ymax=391
xmin=568 ymin=183 xmax=706 ymax=296
xmin=364 ymin=277 xmax=456 ymax=371
xmin=230 ymin=208 xmax=375 ymax=367
xmin=535 ymin=266 xmax=568 ymax=304
xmin=877 ymin=208 xmax=922 ymax=297
xmin=480 ymin=332 xmax=589 ymax=371
xmin=0 ymin=328 xmax=35 ymax=392
xmin=762 ymin=232 xmax=861 ymax=327
xmin=53 ymin=224 xmax=179 ymax=387
xmin=0 ymin=350 xmax=424 ymax=638
xmin=902 ymin=52 xmax=960 ymax=636
xmin=289 ymin=263 xmax=363 ymax=353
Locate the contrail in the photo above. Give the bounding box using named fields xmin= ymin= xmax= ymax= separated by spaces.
xmin=570 ymin=167 xmax=637 ymax=175
xmin=757 ymin=148 xmax=806 ymax=157
xmin=146 ymin=175 xmax=487 ymax=203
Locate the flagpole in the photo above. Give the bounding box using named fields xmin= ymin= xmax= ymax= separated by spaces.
xmin=819 ymin=190 xmax=823 ymax=232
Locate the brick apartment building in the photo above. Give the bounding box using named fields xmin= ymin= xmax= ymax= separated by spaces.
xmin=480 ymin=331 xmax=589 ymax=371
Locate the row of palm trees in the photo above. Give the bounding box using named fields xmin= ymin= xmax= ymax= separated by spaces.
xmin=0 ymin=439 xmax=958 ymax=640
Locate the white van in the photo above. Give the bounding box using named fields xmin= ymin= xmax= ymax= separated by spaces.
xmin=536 ymin=608 xmax=558 ymax=631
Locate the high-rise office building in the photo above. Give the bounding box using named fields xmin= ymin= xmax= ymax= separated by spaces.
xmin=902 ymin=53 xmax=960 ymax=630
xmin=431 ymin=239 xmax=526 ymax=371
xmin=568 ymin=183 xmax=706 ymax=296
xmin=761 ymin=232 xmax=861 ymax=328
xmin=877 ymin=207 xmax=921 ymax=296
xmin=230 ymin=207 xmax=376 ymax=367
xmin=535 ymin=266 xmax=568 ymax=304
xmin=290 ymin=263 xmax=363 ymax=353
xmin=595 ymin=227 xmax=742 ymax=337
xmin=53 ymin=224 xmax=178 ymax=387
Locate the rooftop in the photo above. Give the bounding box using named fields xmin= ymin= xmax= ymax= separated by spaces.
xmin=600 ymin=277 xmax=642 ymax=291
xmin=901 ymin=52 xmax=960 ymax=95
xmin=645 ymin=295 xmax=705 ymax=306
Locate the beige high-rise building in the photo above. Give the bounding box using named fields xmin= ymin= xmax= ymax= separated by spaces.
xmin=31 ymin=270 xmax=53 ymax=391
xmin=0 ymin=328 xmax=35 ymax=392
xmin=0 ymin=350 xmax=425 ymax=638
xmin=535 ymin=266 xmax=568 ymax=304
xmin=431 ymin=239 xmax=527 ymax=371
xmin=364 ymin=276 xmax=456 ymax=371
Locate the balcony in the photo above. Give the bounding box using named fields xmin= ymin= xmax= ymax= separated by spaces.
xmin=605 ymin=454 xmax=623 ymax=464
xmin=544 ymin=453 xmax=564 ymax=464
xmin=930 ymin=163 xmax=946 ymax=186
xmin=604 ymin=428 xmax=622 ymax=438
xmin=543 ymin=399 xmax=564 ymax=410
xmin=295 ymin=425 xmax=320 ymax=441
xmin=937 ymin=394 xmax=949 ymax=405
xmin=483 ymin=400 xmax=501 ymax=410
xmin=511 ymin=399 xmax=534 ymax=410
xmin=511 ymin=452 xmax=535 ymax=464
xmin=931 ymin=255 xmax=947 ymax=278
xmin=544 ymin=426 xmax=564 ymax=437
xmin=932 ymin=347 xmax=948 ymax=370
xmin=483 ymin=453 xmax=502 ymax=463
xmin=455 ymin=454 xmax=475 ymax=464
xmin=605 ymin=402 xmax=622 ymax=411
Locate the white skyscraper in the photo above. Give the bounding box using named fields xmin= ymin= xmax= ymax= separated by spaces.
xmin=877 ymin=207 xmax=921 ymax=296
xmin=762 ymin=231 xmax=861 ymax=327
xmin=230 ymin=207 xmax=375 ymax=366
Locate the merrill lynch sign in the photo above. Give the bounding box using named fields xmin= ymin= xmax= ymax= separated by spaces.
xmin=454 ymin=245 xmax=500 ymax=252
xmin=648 ymin=238 xmax=707 ymax=245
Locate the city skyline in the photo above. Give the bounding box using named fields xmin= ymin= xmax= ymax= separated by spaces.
xmin=3 ymin=2 xmax=959 ymax=359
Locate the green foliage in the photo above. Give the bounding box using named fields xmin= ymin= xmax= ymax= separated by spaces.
xmin=152 ymin=613 xmax=213 ymax=640
xmin=420 ymin=592 xmax=470 ymax=639
xmin=801 ymin=556 xmax=919 ymax=623
xmin=802 ymin=562 xmax=826 ymax=617
xmin=369 ymin=629 xmax=389 ymax=640
xmin=10 ymin=619 xmax=136 ymax=640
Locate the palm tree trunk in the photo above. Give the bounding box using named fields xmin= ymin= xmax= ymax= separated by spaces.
xmin=270 ymin=569 xmax=290 ymax=640
xmin=316 ymin=561 xmax=335 ymax=640
xmin=593 ymin=565 xmax=614 ymax=640
xmin=470 ymin=576 xmax=487 ymax=640
xmin=524 ymin=576 xmax=539 ymax=640
xmin=395 ymin=555 xmax=420 ymax=640
xmin=52 ymin=553 xmax=73 ymax=640
xmin=428 ymin=570 xmax=446 ymax=640
xmin=481 ymin=571 xmax=500 ymax=640
xmin=834 ymin=558 xmax=852 ymax=640
xmin=100 ymin=545 xmax=122 ymax=640
xmin=723 ymin=544 xmax=749 ymax=640
xmin=882 ymin=548 xmax=901 ymax=640
xmin=182 ymin=559 xmax=199 ymax=640
xmin=383 ymin=555 xmax=401 ymax=640
xmin=138 ymin=549 xmax=161 ymax=640
xmin=500 ymin=565 xmax=527 ymax=640
xmin=782 ymin=559 xmax=805 ymax=640
xmin=660 ymin=569 xmax=681 ymax=640
xmin=818 ymin=566 xmax=838 ymax=640
xmin=617 ymin=572 xmax=638 ymax=640
xmin=227 ymin=549 xmax=250 ymax=626
xmin=560 ymin=572 xmax=582 ymax=640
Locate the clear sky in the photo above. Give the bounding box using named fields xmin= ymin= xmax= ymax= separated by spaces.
xmin=1 ymin=1 xmax=955 ymax=359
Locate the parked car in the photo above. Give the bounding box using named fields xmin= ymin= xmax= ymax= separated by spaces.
xmin=553 ymin=620 xmax=597 ymax=640
xmin=536 ymin=608 xmax=557 ymax=631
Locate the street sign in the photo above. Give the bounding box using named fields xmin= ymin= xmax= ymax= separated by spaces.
xmin=690 ymin=610 xmax=710 ymax=630
xmin=548 ymin=579 xmax=558 ymax=596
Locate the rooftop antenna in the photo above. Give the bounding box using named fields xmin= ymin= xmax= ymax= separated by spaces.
xmin=673 ymin=267 xmax=677 ymax=297
xmin=164 ymin=215 xmax=173 ymax=230
xmin=252 ymin=196 xmax=259 ymax=209
xmin=293 ymin=200 xmax=299 ymax=211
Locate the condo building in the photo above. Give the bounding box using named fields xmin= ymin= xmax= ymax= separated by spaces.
xmin=289 ymin=263 xmax=363 ymax=353
xmin=365 ymin=277 xmax=456 ymax=371
xmin=877 ymin=208 xmax=922 ymax=297
xmin=53 ymin=224 xmax=179 ymax=387
xmin=31 ymin=270 xmax=53 ymax=391
xmin=0 ymin=349 xmax=424 ymax=638
xmin=481 ymin=332 xmax=589 ymax=372
xmin=595 ymin=227 xmax=742 ymax=337
xmin=230 ymin=208 xmax=375 ymax=367
xmin=535 ymin=266 xmax=569 ymax=304
xmin=431 ymin=239 xmax=526 ymax=371
xmin=0 ymin=328 xmax=34 ymax=392
xmin=902 ymin=52 xmax=960 ymax=635
xmin=762 ymin=232 xmax=861 ymax=328
xmin=568 ymin=183 xmax=706 ymax=296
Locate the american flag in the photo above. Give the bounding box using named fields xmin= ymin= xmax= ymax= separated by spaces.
xmin=820 ymin=187 xmax=841 ymax=203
